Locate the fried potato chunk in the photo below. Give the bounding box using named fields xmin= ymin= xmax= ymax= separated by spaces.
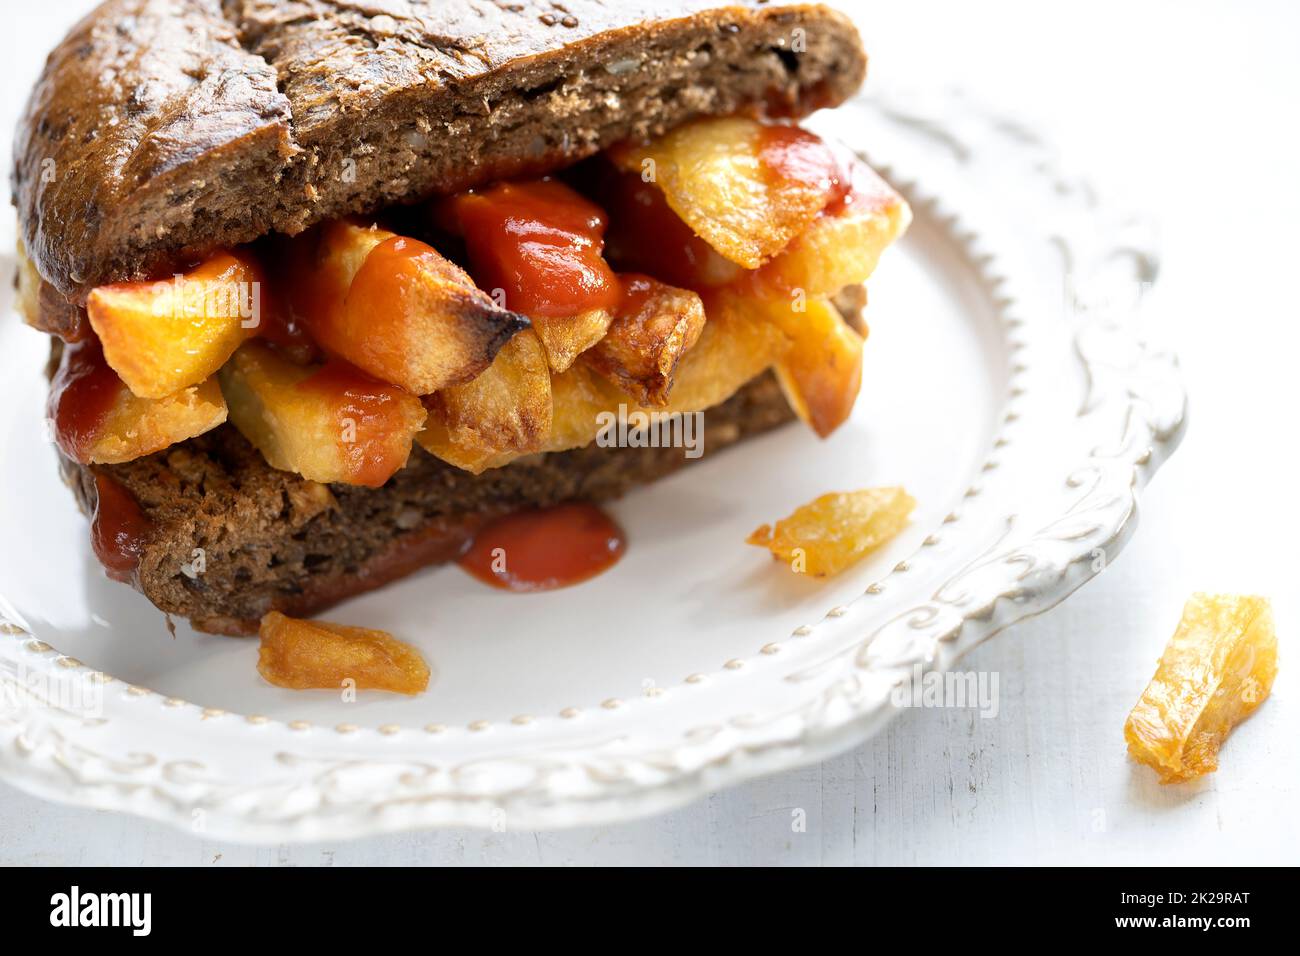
xmin=583 ymin=276 xmax=706 ymax=406
xmin=759 ymin=294 xmax=864 ymax=438
xmin=87 ymin=250 xmax=262 ymax=398
xmin=421 ymin=293 xmax=788 ymax=470
xmin=258 ymin=611 xmax=430 ymax=695
xmin=49 ymin=339 xmax=228 ymax=465
xmin=548 ymin=362 xmax=624 ymax=452
xmin=755 ymin=160 xmax=912 ymax=296
xmin=747 ymin=487 xmax=915 ymax=577
xmin=437 ymin=180 xmax=622 ymax=373
xmin=14 ymin=241 xmax=43 ymax=331
xmin=610 ymin=117 xmax=846 ymax=269
xmin=284 ymin=219 xmax=525 ymax=394
xmin=1125 ymin=594 xmax=1277 ymax=784
xmin=655 ymin=290 xmax=792 ymax=415
xmin=220 ymin=341 xmax=427 ymax=488
xmin=417 ymin=329 xmax=553 ymax=474
xmin=531 ymin=308 xmax=614 ymax=373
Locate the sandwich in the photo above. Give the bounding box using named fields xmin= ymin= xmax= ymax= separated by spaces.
xmin=12 ymin=0 xmax=910 ymax=635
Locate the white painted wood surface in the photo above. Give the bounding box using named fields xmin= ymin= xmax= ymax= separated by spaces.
xmin=2 ymin=0 xmax=1296 ymax=865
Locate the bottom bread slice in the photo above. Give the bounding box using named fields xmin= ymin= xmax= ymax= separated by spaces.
xmin=60 ymin=373 xmax=795 ymax=635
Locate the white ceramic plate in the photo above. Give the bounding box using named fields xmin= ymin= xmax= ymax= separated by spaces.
xmin=0 ymin=91 xmax=1186 ymax=842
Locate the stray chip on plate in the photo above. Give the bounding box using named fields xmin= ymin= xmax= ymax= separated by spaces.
xmin=258 ymin=611 xmax=431 ymax=696
xmin=746 ymin=487 xmax=914 ymax=577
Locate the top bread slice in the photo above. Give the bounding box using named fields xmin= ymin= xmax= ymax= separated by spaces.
xmin=13 ymin=0 xmax=867 ymax=302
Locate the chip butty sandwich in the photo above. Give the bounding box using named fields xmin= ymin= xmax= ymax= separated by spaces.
xmin=12 ymin=0 xmax=909 ymax=633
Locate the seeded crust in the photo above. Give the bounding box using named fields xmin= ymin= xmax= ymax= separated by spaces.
xmin=62 ymin=372 xmax=795 ymax=635
xmin=14 ymin=0 xmax=866 ymax=302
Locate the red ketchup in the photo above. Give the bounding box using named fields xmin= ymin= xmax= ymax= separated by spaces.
xmin=458 ymin=503 xmax=626 ymax=592
xmin=756 ymin=123 xmax=853 ymax=214
xmin=48 ymin=339 xmax=124 ymax=463
xmin=47 ymin=341 xmax=154 ymax=581
xmin=295 ymin=360 xmax=411 ymax=489
xmin=442 ymin=179 xmax=623 ymax=318
xmin=255 ymin=278 xmax=321 ymax=365
xmin=89 ymin=473 xmax=152 ymax=584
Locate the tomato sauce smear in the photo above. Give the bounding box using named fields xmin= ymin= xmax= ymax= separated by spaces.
xmin=90 ymin=473 xmax=153 ymax=584
xmin=757 ymin=123 xmax=853 ymax=214
xmin=458 ymin=503 xmax=627 ymax=592
xmin=443 ymin=179 xmax=623 ymax=318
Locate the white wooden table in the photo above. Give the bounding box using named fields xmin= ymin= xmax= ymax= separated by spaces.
xmin=2 ymin=0 xmax=1296 ymax=865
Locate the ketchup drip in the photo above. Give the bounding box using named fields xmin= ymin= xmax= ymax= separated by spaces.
xmin=296 ymin=360 xmax=410 ymax=489
xmin=89 ymin=473 xmax=152 ymax=584
xmin=615 ymin=274 xmax=659 ymax=317
xmin=757 ymin=124 xmax=853 ymax=215
xmin=458 ymin=503 xmax=626 ymax=592
xmin=48 ymin=339 xmax=124 ymax=463
xmin=443 ymin=179 xmax=622 ymax=318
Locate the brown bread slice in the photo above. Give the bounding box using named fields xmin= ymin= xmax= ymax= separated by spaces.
xmin=14 ymin=0 xmax=866 ymax=301
xmin=19 ymin=1 xmax=867 ymax=633
xmin=63 ymin=373 xmax=795 ymax=635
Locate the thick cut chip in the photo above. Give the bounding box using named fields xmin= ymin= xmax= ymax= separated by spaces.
xmin=220 ymin=341 xmax=426 ymax=488
xmin=283 ymin=219 xmax=526 ymax=394
xmin=656 ymin=290 xmax=792 ymax=415
xmin=417 ymin=329 xmax=553 ymax=474
xmin=258 ymin=611 xmax=430 ymax=695
xmin=610 ymin=118 xmax=846 ymax=269
xmin=744 ymin=293 xmax=863 ymax=438
xmin=1124 ymin=594 xmax=1277 ymax=784
xmin=548 ymin=362 xmax=624 ymax=453
xmin=14 ymin=241 xmax=43 ymax=331
xmin=421 ymin=293 xmax=789 ymax=472
xmin=531 ymin=308 xmax=614 ymax=373
xmin=49 ymin=339 xmax=227 ymax=465
xmin=747 ymin=487 xmax=915 ymax=577
xmin=584 ymin=276 xmax=706 ymax=406
xmin=420 ymin=293 xmax=786 ymax=470
xmin=87 ymin=249 xmax=262 ymax=398
xmin=755 ymin=160 xmax=912 ymax=295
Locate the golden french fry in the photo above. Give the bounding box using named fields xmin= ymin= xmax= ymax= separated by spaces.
xmin=548 ymin=362 xmax=623 ymax=453
xmin=610 ymin=117 xmax=845 ymax=268
xmin=747 ymin=487 xmax=915 ymax=577
xmin=584 ymin=276 xmax=706 ymax=406
xmin=49 ymin=340 xmax=227 ymax=465
xmin=258 ymin=611 xmax=430 ymax=695
xmin=417 ymin=329 xmax=553 ymax=474
xmin=284 ymin=219 xmax=525 ymax=394
xmin=755 ymin=159 xmax=911 ymax=295
xmin=655 ymin=290 xmax=791 ymax=415
xmin=741 ymin=293 xmax=863 ymax=438
xmin=88 ymin=250 xmax=262 ymax=398
xmin=532 ymin=309 xmax=613 ymax=373
xmin=1125 ymin=594 xmax=1277 ymax=783
xmin=220 ymin=341 xmax=426 ymax=488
